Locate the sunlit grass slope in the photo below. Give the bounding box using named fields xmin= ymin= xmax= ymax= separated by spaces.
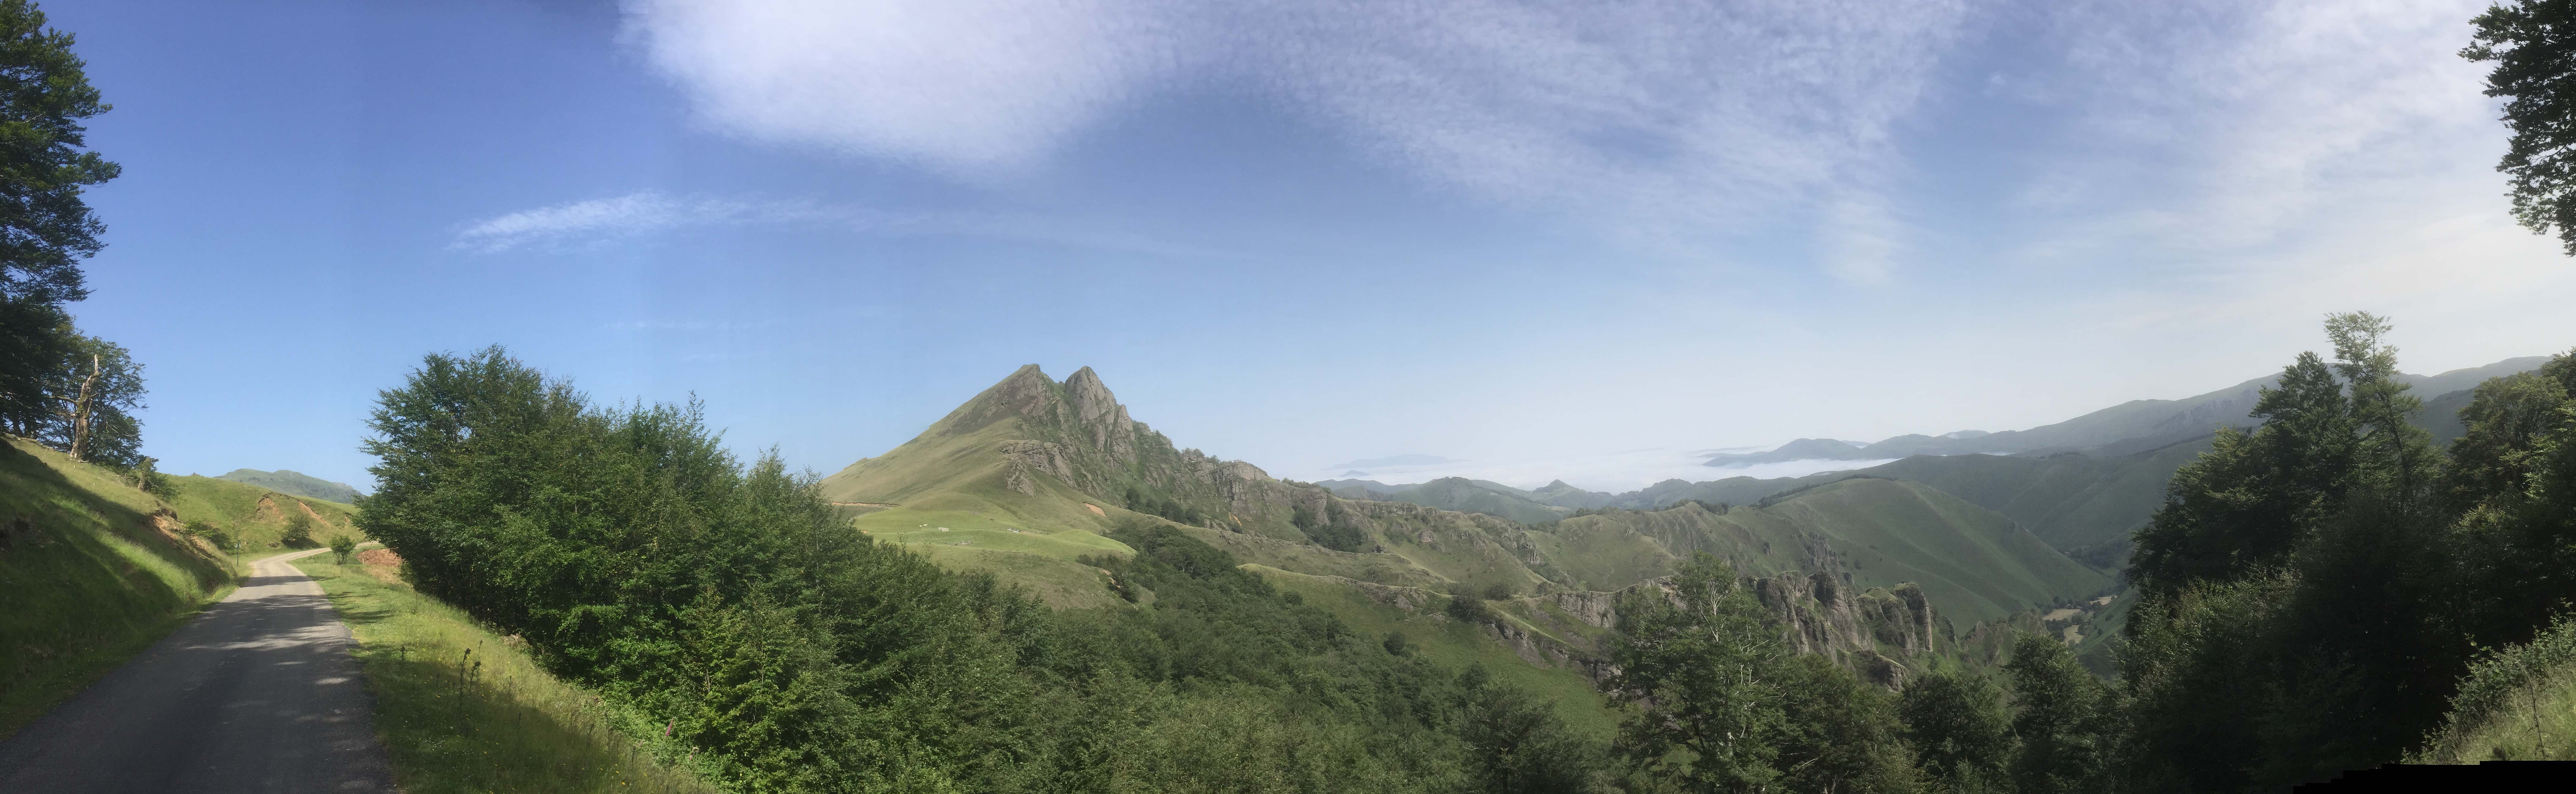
xmin=0 ymin=437 xmax=235 ymax=739
xmin=292 ymin=552 xmax=717 ymax=794
xmin=158 ymin=473 xmax=360 ymax=561
xmin=2416 ymin=617 xmax=2576 ymax=763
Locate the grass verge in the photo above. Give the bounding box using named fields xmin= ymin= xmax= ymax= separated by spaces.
xmin=291 ymin=552 xmax=717 ymax=794
xmin=0 ymin=437 xmax=237 ymax=740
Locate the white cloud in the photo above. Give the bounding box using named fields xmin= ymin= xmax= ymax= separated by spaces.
xmin=453 ymin=192 xmax=883 ymax=252
xmin=618 ymin=0 xmax=1969 ymax=278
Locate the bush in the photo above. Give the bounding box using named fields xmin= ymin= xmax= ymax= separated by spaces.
xmin=329 ymin=534 xmax=356 ymax=564
xmin=1446 ymin=593 xmax=1491 ymax=624
xmin=279 ymin=512 xmax=315 ymax=548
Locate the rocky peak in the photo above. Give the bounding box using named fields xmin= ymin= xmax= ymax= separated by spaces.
xmin=1061 ymin=367 xmax=1138 ymax=461
xmin=937 ymin=364 xmax=1062 ymax=435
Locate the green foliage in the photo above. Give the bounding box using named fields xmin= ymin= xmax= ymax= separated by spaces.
xmin=288 ymin=555 xmax=717 ymax=794
xmin=1288 ymin=498 xmax=1368 ymax=551
xmin=2116 ymin=321 xmax=2576 ymax=786
xmin=328 ymin=533 xmax=355 ymax=564
xmin=359 ymin=347 xmax=1610 ymax=793
xmin=2002 ymin=634 xmax=2113 ymax=794
xmin=278 ymin=511 xmax=314 ymax=549
xmin=1445 ymin=592 xmax=1493 ymax=625
xmin=0 ymin=0 xmax=121 ymax=441
xmin=1603 ymin=553 xmax=1790 ymax=791
xmin=1771 ymin=655 xmax=1919 ymax=794
xmin=2130 ymin=351 xmax=2352 ymax=597
xmin=1899 ymin=670 xmax=2012 ymax=793
xmin=1125 ymin=484 xmax=1207 ymax=527
xmin=2466 ymin=0 xmax=2576 ymax=255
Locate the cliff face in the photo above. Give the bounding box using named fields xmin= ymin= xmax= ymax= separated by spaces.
xmin=1527 ymin=566 xmax=1945 ymax=689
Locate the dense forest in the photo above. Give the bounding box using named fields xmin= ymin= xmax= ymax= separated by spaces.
xmin=356 ymin=313 xmax=2576 ymax=793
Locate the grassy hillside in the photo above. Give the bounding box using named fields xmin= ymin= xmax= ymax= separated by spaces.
xmin=214 ymin=468 xmax=363 ymax=503
xmin=160 ymin=474 xmax=361 ymax=561
xmin=2416 ymin=617 xmax=2576 ymax=763
xmin=1533 ymin=479 xmax=2111 ymax=626
xmin=292 ymin=550 xmax=716 ymax=793
xmin=1860 ymin=439 xmax=2212 ymax=559
xmin=0 ymin=437 xmax=236 ymax=738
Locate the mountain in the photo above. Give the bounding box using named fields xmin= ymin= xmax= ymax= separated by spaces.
xmin=1702 ymin=355 xmax=2553 ymax=467
xmin=1318 ymin=476 xmax=1572 ymax=525
xmin=1701 ymin=438 xmax=1881 ymax=466
xmin=214 ymin=469 xmax=361 ymax=503
xmin=1326 ymin=454 xmax=1454 ymax=469
xmin=1527 ymin=480 xmax=2111 ymax=626
xmin=822 ymin=365 xmax=2113 ymax=682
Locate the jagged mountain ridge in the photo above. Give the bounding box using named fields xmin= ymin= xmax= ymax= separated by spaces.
xmin=822 ymin=366 xmax=2109 ymax=689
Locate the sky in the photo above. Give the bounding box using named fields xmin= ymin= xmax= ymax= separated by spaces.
xmin=46 ymin=0 xmax=2576 ymax=493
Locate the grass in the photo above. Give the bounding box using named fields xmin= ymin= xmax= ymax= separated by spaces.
xmin=291 ymin=552 xmax=717 ymax=794
xmin=2417 ymin=615 xmax=2576 ymax=763
xmin=0 ymin=437 xmax=236 ymax=740
xmin=157 ymin=474 xmax=361 ymax=563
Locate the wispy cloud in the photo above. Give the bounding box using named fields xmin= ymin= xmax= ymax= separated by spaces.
xmin=457 ymin=190 xmax=1248 ymax=261
xmin=453 ymin=192 xmax=891 ymax=252
xmin=619 ymin=0 xmax=1969 ymax=282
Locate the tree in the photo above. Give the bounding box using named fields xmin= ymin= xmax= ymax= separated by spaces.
xmin=1900 ymin=670 xmax=2014 ymax=793
xmin=2467 ymin=0 xmax=2576 ymax=255
xmin=280 ymin=511 xmax=314 ymax=548
xmin=1772 ymin=654 xmax=1919 ymax=794
xmin=1454 ymin=665 xmax=1607 ymax=793
xmin=37 ymin=332 xmax=141 ymax=466
xmin=328 ymin=533 xmax=356 ymax=564
xmin=2130 ymin=350 xmax=2352 ymax=596
xmin=2004 ymin=634 xmax=2114 ymax=794
xmin=0 ymin=0 xmax=119 ymax=433
xmin=1602 ymin=552 xmax=1789 ymax=792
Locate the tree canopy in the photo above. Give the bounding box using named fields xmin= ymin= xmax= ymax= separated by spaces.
xmin=2467 ymin=0 xmax=2576 ymax=255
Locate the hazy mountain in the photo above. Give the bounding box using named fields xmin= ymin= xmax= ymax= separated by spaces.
xmin=214 ymin=468 xmax=362 ymax=503
xmin=1325 ymin=454 xmax=1455 ymax=469
xmin=1702 ymin=355 xmax=2552 ymax=467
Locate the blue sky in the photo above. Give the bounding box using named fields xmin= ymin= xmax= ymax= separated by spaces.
xmin=49 ymin=0 xmax=2576 ymax=492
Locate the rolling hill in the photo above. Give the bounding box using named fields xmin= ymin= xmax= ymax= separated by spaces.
xmin=214 ymin=468 xmax=363 ymax=503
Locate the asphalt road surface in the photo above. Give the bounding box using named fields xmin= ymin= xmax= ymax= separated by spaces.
xmin=0 ymin=548 xmax=397 ymax=793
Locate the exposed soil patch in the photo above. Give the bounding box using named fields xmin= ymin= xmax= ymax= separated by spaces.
xmin=1082 ymin=503 xmax=1105 ymax=517
xmin=356 ymin=547 xmax=404 ymax=584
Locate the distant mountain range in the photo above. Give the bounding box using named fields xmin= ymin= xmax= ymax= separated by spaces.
xmin=214 ymin=468 xmax=363 ymax=504
xmin=1318 ymin=354 xmax=2554 ymax=577
xmin=1325 ymin=454 xmax=1455 ymax=470
xmin=1701 ymin=356 xmax=2551 ymax=467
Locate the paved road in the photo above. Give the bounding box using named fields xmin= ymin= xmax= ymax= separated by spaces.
xmin=0 ymin=549 xmax=397 ymax=793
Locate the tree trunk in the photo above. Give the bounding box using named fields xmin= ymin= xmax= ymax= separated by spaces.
xmin=63 ymin=354 xmax=97 ymax=462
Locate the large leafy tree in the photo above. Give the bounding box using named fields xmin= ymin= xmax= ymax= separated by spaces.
xmin=0 ymin=0 xmax=117 ymax=432
xmin=2467 ymin=0 xmax=2576 ymax=255
xmin=1899 ymin=670 xmax=2013 ymax=793
xmin=1602 ymin=552 xmax=1789 ymax=793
